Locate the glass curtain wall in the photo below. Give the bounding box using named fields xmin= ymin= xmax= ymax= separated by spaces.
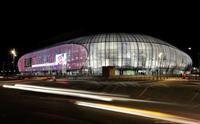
xmin=85 ymin=34 xmax=192 ymax=75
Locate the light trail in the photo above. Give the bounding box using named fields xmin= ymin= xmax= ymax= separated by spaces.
xmin=76 ymin=101 xmax=200 ymax=124
xmin=13 ymin=84 xmax=181 ymax=105
xmin=14 ymin=84 xmax=128 ymax=97
xmin=3 ymin=84 xmax=182 ymax=105
xmin=3 ymin=84 xmax=198 ymax=123
xmin=3 ymin=85 xmax=113 ymax=102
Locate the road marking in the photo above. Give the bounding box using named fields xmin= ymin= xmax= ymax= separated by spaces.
xmin=76 ymin=101 xmax=200 ymax=124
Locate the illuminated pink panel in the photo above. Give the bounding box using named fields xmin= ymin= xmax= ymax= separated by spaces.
xmin=17 ymin=44 xmax=88 ymax=72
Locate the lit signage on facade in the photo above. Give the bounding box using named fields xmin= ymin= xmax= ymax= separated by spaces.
xmin=55 ymin=53 xmax=67 ymax=65
xmin=32 ymin=53 xmax=67 ymax=68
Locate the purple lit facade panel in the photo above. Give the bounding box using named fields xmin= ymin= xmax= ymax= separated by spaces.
xmin=18 ymin=44 xmax=88 ymax=72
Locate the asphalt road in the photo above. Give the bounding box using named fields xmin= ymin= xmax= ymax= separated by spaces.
xmin=0 ymin=79 xmax=200 ymax=124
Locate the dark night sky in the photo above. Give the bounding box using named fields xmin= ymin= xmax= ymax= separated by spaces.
xmin=1 ymin=2 xmax=200 ymax=67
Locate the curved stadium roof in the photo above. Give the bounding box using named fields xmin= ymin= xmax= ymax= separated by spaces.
xmin=28 ymin=33 xmax=181 ymax=54
xmin=52 ymin=33 xmax=177 ymax=49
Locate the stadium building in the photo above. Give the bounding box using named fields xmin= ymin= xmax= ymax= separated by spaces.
xmin=17 ymin=33 xmax=192 ymax=76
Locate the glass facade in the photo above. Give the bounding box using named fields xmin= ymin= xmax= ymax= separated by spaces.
xmin=18 ymin=33 xmax=192 ymax=75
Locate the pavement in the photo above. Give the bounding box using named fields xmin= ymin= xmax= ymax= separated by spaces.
xmin=0 ymin=79 xmax=200 ymax=124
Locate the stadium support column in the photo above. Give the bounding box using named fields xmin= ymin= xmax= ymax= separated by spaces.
xmin=158 ymin=53 xmax=163 ymax=80
xmin=48 ymin=66 xmax=51 ymax=75
xmin=62 ymin=64 xmax=66 ymax=76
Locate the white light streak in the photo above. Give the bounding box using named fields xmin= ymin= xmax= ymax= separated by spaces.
xmin=2 ymin=84 xmax=113 ymax=102
xmin=4 ymin=84 xmax=179 ymax=105
xmin=12 ymin=84 xmax=177 ymax=105
xmin=14 ymin=84 xmax=128 ymax=97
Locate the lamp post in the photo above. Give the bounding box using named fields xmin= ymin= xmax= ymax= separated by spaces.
xmin=10 ymin=49 xmax=17 ymax=73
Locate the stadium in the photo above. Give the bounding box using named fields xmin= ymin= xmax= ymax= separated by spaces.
xmin=17 ymin=33 xmax=192 ymax=76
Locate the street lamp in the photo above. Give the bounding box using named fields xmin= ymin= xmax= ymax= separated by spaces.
xmin=10 ymin=48 xmax=17 ymax=73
